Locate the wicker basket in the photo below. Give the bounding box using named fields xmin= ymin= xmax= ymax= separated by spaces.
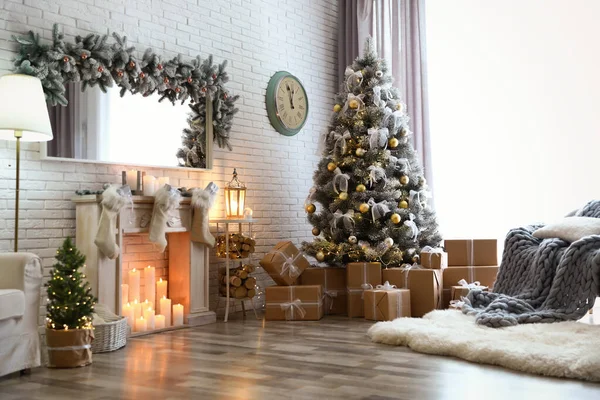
xmin=91 ymin=304 xmax=128 ymax=353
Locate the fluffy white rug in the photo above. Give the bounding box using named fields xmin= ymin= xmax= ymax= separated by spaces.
xmin=367 ymin=309 xmax=600 ymax=382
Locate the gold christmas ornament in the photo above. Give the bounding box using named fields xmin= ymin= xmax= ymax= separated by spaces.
xmin=355 ymin=148 xmax=366 ymax=157
xmin=348 ymin=235 xmax=358 ymax=244
xmin=399 ymin=200 xmax=409 ymax=209
xmin=356 ymin=184 xmax=366 ymax=192
xmin=316 ymin=251 xmax=325 ymax=262
xmin=390 ymin=213 xmax=401 ymax=224
xmin=396 ymin=103 xmax=403 ymax=112
xmin=327 ymin=162 xmax=337 ymax=172
xmin=359 ymin=203 xmax=370 ymax=213
xmin=312 ymin=227 xmax=321 ymax=236
xmin=333 ymin=104 xmax=342 ymax=112
xmin=305 ymin=203 xmax=316 ymax=213
xmin=349 ymin=99 xmax=359 ymax=109
xmin=388 ymin=138 xmax=399 ymax=148
xmin=400 ymin=175 xmax=410 ymax=185
xmin=339 ymin=192 xmax=349 ymax=200
xmin=384 ymin=237 xmax=394 ymax=247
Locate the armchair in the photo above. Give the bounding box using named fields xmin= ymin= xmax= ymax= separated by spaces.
xmin=0 ymin=253 xmax=43 ymax=377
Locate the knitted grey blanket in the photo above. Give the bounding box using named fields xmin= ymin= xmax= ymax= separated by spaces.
xmin=463 ymin=201 xmax=600 ymax=327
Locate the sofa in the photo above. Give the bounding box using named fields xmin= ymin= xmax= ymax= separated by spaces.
xmin=0 ymin=253 xmax=43 ymax=377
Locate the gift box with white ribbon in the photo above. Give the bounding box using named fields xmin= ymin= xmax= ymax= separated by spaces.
xmin=364 ymin=282 xmax=411 ymax=321
xmin=300 ymin=267 xmax=347 ymax=315
xmin=265 ymin=285 xmax=323 ymax=321
xmin=259 ymin=241 xmax=311 ymax=286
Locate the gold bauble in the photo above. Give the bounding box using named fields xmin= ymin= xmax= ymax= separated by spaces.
xmin=356 ymin=184 xmax=366 ymax=192
xmin=305 ymin=203 xmax=316 ymax=213
xmin=316 ymin=251 xmax=325 ymax=262
xmin=333 ymin=104 xmax=342 ymax=112
xmin=339 ymin=192 xmax=349 ymax=200
xmin=359 ymin=203 xmax=370 ymax=213
xmin=388 ymin=138 xmax=399 ymax=148
xmin=390 ymin=213 xmax=401 ymax=224
xmin=399 ymin=200 xmax=409 ymax=209
xmin=312 ymin=227 xmax=321 ymax=236
xmin=327 ymin=162 xmax=337 ymax=172
xmin=355 ymin=148 xmax=365 ymax=157
xmin=349 ymin=99 xmax=359 ymax=109
xmin=400 ymin=175 xmax=410 ymax=185
xmin=396 ymin=103 xmax=403 ymax=112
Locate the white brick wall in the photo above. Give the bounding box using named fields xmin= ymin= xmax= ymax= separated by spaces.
xmin=0 ymin=0 xmax=338 ymax=319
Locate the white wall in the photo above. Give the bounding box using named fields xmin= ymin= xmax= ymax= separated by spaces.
xmin=0 ymin=0 xmax=337 ymax=317
xmin=426 ymin=0 xmax=600 ymax=240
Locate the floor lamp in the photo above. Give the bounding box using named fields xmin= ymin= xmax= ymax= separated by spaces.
xmin=0 ymin=74 xmax=53 ymax=252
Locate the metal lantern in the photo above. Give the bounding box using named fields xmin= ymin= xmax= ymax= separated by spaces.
xmin=225 ymin=168 xmax=246 ymax=218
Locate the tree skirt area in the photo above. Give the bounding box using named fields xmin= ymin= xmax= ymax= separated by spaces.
xmin=367 ymin=309 xmax=600 ymax=382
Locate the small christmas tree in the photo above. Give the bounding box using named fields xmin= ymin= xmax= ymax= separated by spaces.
xmin=46 ymin=238 xmax=96 ymax=330
xmin=302 ymin=38 xmax=442 ymax=266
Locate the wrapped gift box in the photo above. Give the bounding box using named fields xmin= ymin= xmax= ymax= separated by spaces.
xmin=444 ymin=239 xmax=498 ymax=266
xmin=346 ymin=262 xmax=382 ymax=318
xmin=265 ymin=285 xmax=323 ymax=321
xmin=382 ymin=268 xmax=442 ymax=317
xmin=259 ymin=241 xmax=311 ymax=286
xmin=442 ymin=266 xmax=499 ymax=308
xmin=420 ymin=250 xmax=448 ymax=270
xmin=300 ymin=267 xmax=347 ymax=315
xmin=450 ymin=281 xmax=489 ymax=302
xmin=364 ymin=285 xmax=411 ymax=321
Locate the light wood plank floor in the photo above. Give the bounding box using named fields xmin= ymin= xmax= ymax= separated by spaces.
xmin=1 ymin=314 xmax=599 ymax=400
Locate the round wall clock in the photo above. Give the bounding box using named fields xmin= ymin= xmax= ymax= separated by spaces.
xmin=265 ymin=71 xmax=309 ymax=136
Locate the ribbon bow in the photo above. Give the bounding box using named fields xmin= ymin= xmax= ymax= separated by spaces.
xmin=333 ymin=130 xmax=351 ymax=156
xmin=457 ymin=279 xmax=487 ymax=290
xmin=404 ymin=213 xmax=419 ymax=240
xmin=399 ymin=262 xmax=424 ymax=288
xmin=323 ymin=290 xmax=338 ymax=311
xmin=368 ymin=128 xmax=389 ymax=150
xmin=367 ymin=166 xmax=387 ymax=187
xmin=381 ymin=107 xmax=393 ymax=127
xmin=372 ymin=86 xmax=386 ymax=108
xmin=280 ymin=299 xmax=306 ymax=320
xmin=375 ymin=281 xmax=397 ymax=291
xmin=344 ymin=66 xmax=355 ymax=77
xmin=333 ymin=168 xmax=350 ymax=194
xmin=305 ymin=186 xmax=317 ymax=205
xmin=368 ymin=197 xmax=391 ymax=222
xmin=397 ymin=158 xmax=411 ymax=173
xmin=408 ymin=190 xmax=423 ymax=209
xmin=333 ymin=209 xmax=355 ymax=230
xmin=449 ymin=300 xmax=465 ymax=310
xmin=342 ymin=93 xmax=365 ymax=113
xmin=274 ymin=251 xmax=303 ymax=279
xmin=346 ymin=70 xmax=363 ymax=91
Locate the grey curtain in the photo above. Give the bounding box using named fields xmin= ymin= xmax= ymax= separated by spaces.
xmin=338 ymin=0 xmax=434 ymax=191
xmin=47 ymin=83 xmax=80 ymax=158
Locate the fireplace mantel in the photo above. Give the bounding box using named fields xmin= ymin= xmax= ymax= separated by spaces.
xmin=72 ymin=195 xmax=216 ymax=327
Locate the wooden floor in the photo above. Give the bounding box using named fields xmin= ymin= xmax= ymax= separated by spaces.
xmin=1 ymin=314 xmax=600 ymax=400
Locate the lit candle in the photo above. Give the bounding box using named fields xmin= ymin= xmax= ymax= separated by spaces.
xmin=143 ymin=307 xmax=155 ymax=330
xmin=132 ymin=299 xmax=142 ymax=320
xmin=126 ymin=170 xmax=138 ymax=190
xmin=155 ymin=314 xmax=165 ymax=329
xmin=157 ymin=177 xmax=170 ymax=187
xmin=121 ymin=302 xmax=134 ymax=329
xmin=128 ymin=268 xmax=140 ymax=302
xmin=142 ymin=175 xmax=156 ymax=196
xmin=143 ymin=266 xmax=155 ymax=308
xmin=173 ymin=304 xmax=184 ymax=326
xmin=156 ymin=278 xmax=167 ymax=310
xmin=121 ymin=283 xmax=129 ymax=305
xmin=134 ymin=316 xmax=147 ymax=332
xmin=160 ymin=296 xmax=172 ymax=327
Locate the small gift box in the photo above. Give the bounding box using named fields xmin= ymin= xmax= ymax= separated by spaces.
xmin=442 ymin=267 xmax=498 ymax=308
xmin=265 ymin=285 xmax=323 ymax=321
xmin=259 ymin=241 xmax=311 ymax=286
xmin=346 ymin=262 xmax=382 ymax=318
xmin=444 ymin=239 xmax=498 ymax=266
xmin=364 ymin=282 xmax=411 ymax=321
xmin=420 ymin=247 xmax=448 ymax=270
xmin=382 ymin=266 xmax=442 ymax=317
xmin=300 ymin=267 xmax=347 ymax=315
xmin=450 ymin=279 xmax=489 ymax=302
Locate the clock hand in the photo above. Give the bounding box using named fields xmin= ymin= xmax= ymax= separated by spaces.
xmin=286 ymin=83 xmax=294 ymax=110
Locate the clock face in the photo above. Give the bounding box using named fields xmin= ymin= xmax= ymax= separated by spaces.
xmin=266 ymin=72 xmax=309 ymax=136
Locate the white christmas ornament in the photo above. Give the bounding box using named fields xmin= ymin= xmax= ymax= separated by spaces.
xmin=384 ymin=237 xmax=394 ymax=247
xmin=348 ymin=235 xmax=358 ymax=244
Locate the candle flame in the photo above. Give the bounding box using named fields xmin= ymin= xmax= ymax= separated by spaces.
xmin=159 ymin=278 xmax=162 ymax=282
xmin=147 ymin=265 xmax=151 ymax=268
xmin=126 ymin=302 xmax=131 ymax=306
xmin=134 ymin=299 xmax=138 ymax=304
xmin=132 ymin=268 xmax=136 ymax=272
xmin=162 ymin=295 xmax=166 ymax=299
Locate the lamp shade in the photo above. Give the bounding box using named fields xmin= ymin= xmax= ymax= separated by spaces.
xmin=0 ymin=74 xmax=53 ymax=142
xmin=224 ymin=169 xmax=246 ymax=218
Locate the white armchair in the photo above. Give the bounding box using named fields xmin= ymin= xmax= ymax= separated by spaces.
xmin=0 ymin=253 xmax=43 ymax=377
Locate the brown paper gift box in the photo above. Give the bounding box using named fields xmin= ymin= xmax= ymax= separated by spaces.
xmin=46 ymin=328 xmax=94 ymax=368
xmin=382 ymin=268 xmax=442 ymax=317
xmin=346 ymin=262 xmax=382 ymax=318
xmin=450 ymin=285 xmax=488 ymax=301
xmin=421 ymin=251 xmax=448 ymax=269
xmin=300 ymin=267 xmax=347 ymax=315
xmin=259 ymin=241 xmax=311 ymax=286
xmin=444 ymin=239 xmax=498 ymax=266
xmin=265 ymin=285 xmax=323 ymax=321
xmin=364 ymin=288 xmax=411 ymax=321
xmin=442 ymin=266 xmax=499 ymax=308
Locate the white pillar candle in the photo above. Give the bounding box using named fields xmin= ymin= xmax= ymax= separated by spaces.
xmin=155 ymin=314 xmax=165 ymax=329
xmin=157 ymin=177 xmax=170 ymax=187
xmin=126 ymin=170 xmax=138 ymax=190
xmin=142 ymin=175 xmax=156 ymax=196
xmin=160 ymin=296 xmax=172 ymax=327
xmin=122 ymin=302 xmax=134 ymax=329
xmin=121 ymin=283 xmax=129 ymax=305
xmin=156 ymin=278 xmax=167 ymax=310
xmin=128 ymin=268 xmax=140 ymax=302
xmin=132 ymin=299 xmax=142 ymax=320
xmin=134 ymin=316 xmax=147 ymax=332
xmin=173 ymin=304 xmax=184 ymax=326
xmin=143 ymin=266 xmax=155 ymax=308
xmin=143 ymin=307 xmax=155 ymax=330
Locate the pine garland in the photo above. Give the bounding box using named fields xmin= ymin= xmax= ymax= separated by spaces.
xmin=12 ymin=24 xmax=239 ymax=168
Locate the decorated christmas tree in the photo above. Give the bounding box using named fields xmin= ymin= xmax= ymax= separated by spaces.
xmin=46 ymin=238 xmax=96 ymax=330
xmin=302 ymin=39 xmax=442 ymax=267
